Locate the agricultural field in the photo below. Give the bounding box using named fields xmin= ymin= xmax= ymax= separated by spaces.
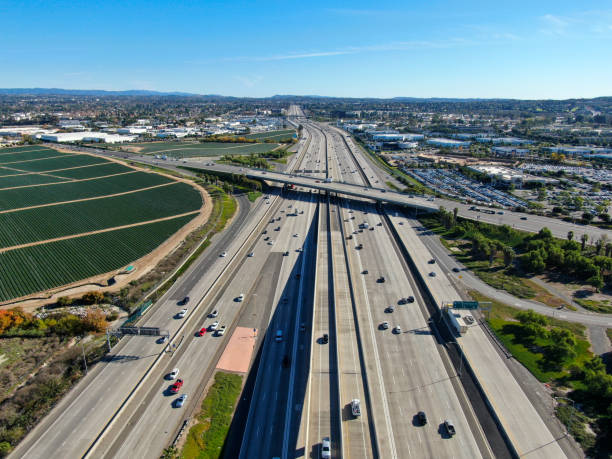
xmin=127 ymin=141 xmax=279 ymax=157
xmin=241 ymin=129 xmax=296 ymax=141
xmin=0 ymin=146 xmax=202 ymax=303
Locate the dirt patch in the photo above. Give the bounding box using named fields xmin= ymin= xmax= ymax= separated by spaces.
xmin=216 ymin=327 xmax=257 ymax=373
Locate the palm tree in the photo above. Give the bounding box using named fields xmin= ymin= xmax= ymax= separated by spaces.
xmin=581 ymin=234 xmax=589 ymax=251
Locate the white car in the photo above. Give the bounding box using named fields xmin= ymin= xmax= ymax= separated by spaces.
xmin=237 ymin=293 xmax=245 ymax=302
xmin=175 ymin=394 xmax=187 ymax=408
xmin=293 ymin=233 xmax=299 ymax=237
xmin=177 ymin=308 xmax=188 ymax=318
xmin=220 ymin=251 xmax=227 ymax=257
xmin=321 ymin=437 xmax=331 ymax=458
xmin=209 ymin=310 xmax=218 ymax=318
xmin=393 ymin=325 xmax=402 ymax=334
xmin=267 ymin=240 xmax=274 ymax=245
xmin=169 ymin=368 xmax=179 ymax=379
xmin=216 ymin=325 xmax=226 ymax=336
xmin=209 ymin=321 xmax=219 ymax=331
xmin=247 ymin=252 xmax=254 ymax=257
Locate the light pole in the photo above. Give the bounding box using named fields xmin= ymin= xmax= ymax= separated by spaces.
xmin=553 ymin=396 xmax=575 ymax=436
xmin=80 ymin=337 xmax=88 ymax=375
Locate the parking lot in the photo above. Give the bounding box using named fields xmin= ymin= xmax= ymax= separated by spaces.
xmin=405 ymin=168 xmax=527 ymax=208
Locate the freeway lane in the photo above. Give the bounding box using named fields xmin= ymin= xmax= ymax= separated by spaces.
xmin=9 ymin=191 xmax=260 ymax=459
xmin=327 ymin=126 xmax=487 ymax=459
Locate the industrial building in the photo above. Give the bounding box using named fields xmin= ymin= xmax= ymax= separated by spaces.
xmin=469 ymin=165 xmax=557 ymax=187
xmin=40 ymin=132 xmax=136 ymax=143
xmin=426 ymin=138 xmax=471 ymax=148
xmin=492 ymin=146 xmax=532 ymax=158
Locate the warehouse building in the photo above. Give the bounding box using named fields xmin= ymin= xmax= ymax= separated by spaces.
xmin=426 ymin=138 xmax=471 ymax=148
xmin=40 ymin=132 xmax=136 ymax=143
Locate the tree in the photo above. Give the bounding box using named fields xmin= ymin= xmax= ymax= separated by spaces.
xmin=82 ymin=309 xmax=107 ymax=332
xmin=599 ymin=213 xmax=611 ymax=223
xmin=502 ymin=246 xmax=515 ymax=267
xmin=82 ymin=291 xmax=104 ymax=305
xmin=587 ymin=272 xmax=604 ymax=292
xmin=57 ymin=296 xmax=73 ymax=307
xmin=582 ymin=212 xmax=594 ymax=223
xmin=581 ymin=234 xmax=589 ymax=251
xmin=606 ymin=242 xmax=612 ymax=257
xmin=546 ymin=327 xmax=577 ymax=362
xmin=567 ymin=231 xmax=574 ymax=241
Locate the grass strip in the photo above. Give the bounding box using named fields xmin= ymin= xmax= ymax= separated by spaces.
xmin=181 ymin=372 xmax=243 ymax=459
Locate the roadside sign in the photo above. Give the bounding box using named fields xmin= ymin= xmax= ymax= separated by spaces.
xmin=453 ymin=301 xmax=479 ymax=310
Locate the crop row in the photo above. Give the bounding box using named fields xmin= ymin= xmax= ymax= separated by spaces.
xmin=0 ymin=148 xmax=61 ymax=165
xmin=0 ymin=214 xmax=195 ymax=302
xmin=0 ymin=170 xmax=174 ymax=210
xmin=243 ymin=129 xmax=295 ymax=140
xmin=0 ymin=182 xmax=202 ymax=248
xmin=0 ymin=145 xmax=51 ymax=154
xmin=7 ymin=154 xmax=105 ymax=173
xmin=160 ymin=143 xmax=279 ymax=158
xmin=0 ymin=173 xmax=69 ymax=190
xmin=54 ymin=162 xmax=132 ymax=179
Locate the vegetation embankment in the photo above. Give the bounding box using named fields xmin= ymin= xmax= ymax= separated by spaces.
xmin=218 ymin=147 xmax=292 ymax=169
xmin=0 ymin=303 xmax=115 ymax=456
xmin=180 ymin=372 xmax=243 ymax=459
xmin=420 ymin=209 xmax=612 ymax=311
xmin=470 ymin=291 xmax=611 ymax=455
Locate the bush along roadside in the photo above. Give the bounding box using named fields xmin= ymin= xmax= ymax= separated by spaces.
xmin=471 ymin=291 xmax=611 ymax=455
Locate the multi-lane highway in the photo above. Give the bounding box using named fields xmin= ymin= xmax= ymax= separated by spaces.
xmin=16 ymin=110 xmax=584 ymax=459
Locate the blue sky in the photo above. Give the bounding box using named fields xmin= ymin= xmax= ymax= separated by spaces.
xmin=1 ymin=1 xmax=611 ymax=98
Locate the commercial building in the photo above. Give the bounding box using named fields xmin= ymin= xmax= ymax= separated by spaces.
xmin=40 ymin=132 xmax=136 ymax=143
xmin=492 ymin=146 xmax=531 ymax=158
xmin=426 ymin=138 xmax=471 ymax=148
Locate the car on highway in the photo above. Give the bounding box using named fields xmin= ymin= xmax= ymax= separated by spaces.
xmin=428 ymin=258 xmax=436 ymax=264
xmin=322 ymin=334 xmax=329 ymax=344
xmin=177 ymin=308 xmax=188 ymax=318
xmin=248 ymin=252 xmax=254 ymax=257
xmin=197 ymin=327 xmax=207 ymax=337
xmin=429 ymin=272 xmax=436 ymax=277
xmin=275 ymin=226 xmax=281 ymax=231
xmin=237 ymin=293 xmax=245 ymax=302
xmin=170 ymin=379 xmax=183 ymax=393
xmin=351 ymin=399 xmax=361 ymax=417
xmin=179 ymin=296 xmax=190 ymax=305
xmin=379 ymin=321 xmax=389 ymax=330
xmin=452 ymin=267 xmax=461 ymax=273
xmin=385 ymin=306 xmax=395 ymax=313
xmin=398 ymin=298 xmax=407 ymax=305
xmin=220 ymin=251 xmax=227 ymax=257
xmin=356 ymin=243 xmax=363 ymax=250
xmin=174 ymin=394 xmax=187 ymax=408
xmin=520 ymin=216 xmax=528 ymax=220
xmin=407 ymin=296 xmax=415 ymax=303
xmin=267 ymin=240 xmax=274 ymax=245
xmin=293 ymin=233 xmax=299 ymax=237
xmin=444 ymin=419 xmax=456 ymax=436
xmin=377 ymin=276 xmax=385 ymax=283
xmin=169 ymin=368 xmax=180 ymax=379
xmin=264 ymin=236 xmax=270 ymax=241
xmin=321 ymin=437 xmax=331 ymax=459
xmin=209 ymin=321 xmax=219 ymax=331
xmin=275 ymin=329 xmax=283 ymax=342
xmin=417 ymin=411 xmax=428 ymax=425
xmin=216 ymin=325 xmax=226 ymax=336
xmin=393 ymin=325 xmax=402 ymax=334
xmin=362 ymin=269 xmax=369 ymax=274
xmin=157 ymin=336 xmax=169 ymax=344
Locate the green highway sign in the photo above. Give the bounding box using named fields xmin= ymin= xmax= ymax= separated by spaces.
xmin=453 ymin=301 xmax=479 ymax=310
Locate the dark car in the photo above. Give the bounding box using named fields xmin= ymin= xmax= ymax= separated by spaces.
xmin=520 ymin=216 xmax=528 ymax=220
xmin=428 ymin=258 xmax=436 ymax=264
xmin=417 ymin=411 xmax=427 ymax=425
xmin=377 ymin=276 xmax=385 ymax=283
xmin=180 ymin=296 xmax=190 ymax=305
xmin=452 ymin=267 xmax=461 ymax=273
xmin=407 ymin=296 xmax=415 ymax=303
xmin=362 ymin=270 xmax=369 ymax=275
xmin=385 ymin=306 xmax=395 ymax=313
xmin=398 ymin=298 xmax=407 ymax=305
xmin=322 ymin=334 xmax=329 ymax=344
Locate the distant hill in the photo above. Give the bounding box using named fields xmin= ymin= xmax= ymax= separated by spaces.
xmin=0 ymin=88 xmax=200 ymax=97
